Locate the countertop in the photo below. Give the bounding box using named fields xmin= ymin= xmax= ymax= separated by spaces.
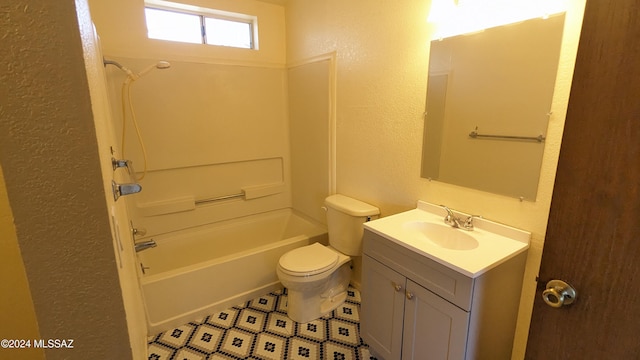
xmin=363 ymin=201 xmax=530 ymax=278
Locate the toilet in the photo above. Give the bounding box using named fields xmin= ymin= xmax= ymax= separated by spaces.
xmin=277 ymin=194 xmax=379 ymax=323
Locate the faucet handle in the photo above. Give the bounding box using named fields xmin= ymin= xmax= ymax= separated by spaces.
xmin=440 ymin=205 xmax=454 ymax=218
xmin=130 ymin=221 xmax=147 ymax=237
xmin=112 ymin=158 xmax=130 ymax=171
xmin=462 ymin=215 xmax=482 ymax=230
xmin=440 ymin=205 xmax=462 ymax=228
xmin=112 ymin=180 xmax=142 ymax=201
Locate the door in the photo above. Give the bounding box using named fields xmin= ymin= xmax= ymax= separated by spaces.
xmin=526 ymin=0 xmax=640 ymax=358
xmin=361 ymin=255 xmax=406 ymax=360
xmin=402 ymin=280 xmax=469 ymax=360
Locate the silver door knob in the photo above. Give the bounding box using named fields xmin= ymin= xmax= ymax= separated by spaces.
xmin=542 ymin=280 xmax=577 ymax=308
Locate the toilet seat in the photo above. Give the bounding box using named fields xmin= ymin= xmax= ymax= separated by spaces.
xmin=278 ymin=243 xmax=338 ymax=276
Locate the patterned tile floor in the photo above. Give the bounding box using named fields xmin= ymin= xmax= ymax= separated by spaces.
xmin=147 ymin=286 xmax=378 ymax=360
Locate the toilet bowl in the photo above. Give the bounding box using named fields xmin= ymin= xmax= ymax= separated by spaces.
xmin=276 ymin=242 xmax=351 ymax=323
xmin=276 ymin=194 xmax=379 ymax=323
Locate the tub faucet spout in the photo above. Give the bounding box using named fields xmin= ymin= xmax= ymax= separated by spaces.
xmin=135 ymin=239 xmax=157 ymax=252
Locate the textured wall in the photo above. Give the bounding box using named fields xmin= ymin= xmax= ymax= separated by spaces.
xmin=285 ymin=0 xmax=585 ymax=358
xmin=0 ymin=1 xmax=132 ymax=359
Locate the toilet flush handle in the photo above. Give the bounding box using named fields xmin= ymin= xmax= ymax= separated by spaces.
xmin=321 ymin=206 xmax=328 ymax=212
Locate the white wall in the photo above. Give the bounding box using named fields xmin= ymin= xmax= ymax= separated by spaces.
xmin=285 ymin=0 xmax=586 ymax=358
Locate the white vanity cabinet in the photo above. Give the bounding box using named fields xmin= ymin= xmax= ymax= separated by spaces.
xmin=361 ymin=228 xmax=527 ymax=360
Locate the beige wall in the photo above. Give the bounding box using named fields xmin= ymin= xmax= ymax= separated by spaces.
xmin=0 ymin=166 xmax=43 ymax=360
xmin=0 ymin=1 xmax=133 ymax=358
xmin=285 ymin=0 xmax=585 ymax=358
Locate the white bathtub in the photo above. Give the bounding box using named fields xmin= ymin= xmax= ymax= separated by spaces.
xmin=136 ymin=208 xmax=328 ymax=334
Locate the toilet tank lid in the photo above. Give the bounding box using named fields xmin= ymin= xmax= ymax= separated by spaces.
xmin=325 ymin=194 xmax=380 ymax=217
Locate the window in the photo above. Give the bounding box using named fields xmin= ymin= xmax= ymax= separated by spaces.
xmin=204 ymin=18 xmax=252 ymax=48
xmin=145 ymin=8 xmax=202 ymax=44
xmin=144 ymin=0 xmax=256 ymax=49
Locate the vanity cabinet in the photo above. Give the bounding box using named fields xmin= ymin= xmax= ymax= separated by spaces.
xmin=361 ymin=229 xmax=527 ymax=360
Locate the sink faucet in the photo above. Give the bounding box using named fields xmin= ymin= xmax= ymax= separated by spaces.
xmin=441 ymin=206 xmax=478 ymax=231
xmin=135 ymin=239 xmax=157 ymax=252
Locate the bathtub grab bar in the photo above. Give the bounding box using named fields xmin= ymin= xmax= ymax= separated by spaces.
xmin=195 ymin=183 xmax=285 ymax=206
xmin=469 ymin=126 xmax=546 ymax=142
xmin=194 ymin=192 xmax=245 ymax=205
xmin=136 ymin=183 xmax=286 ymax=215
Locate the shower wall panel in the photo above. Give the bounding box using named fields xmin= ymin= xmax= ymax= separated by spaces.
xmin=104 ymin=59 xmax=290 ymax=236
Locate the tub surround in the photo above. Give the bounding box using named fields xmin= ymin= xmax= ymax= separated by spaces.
xmin=100 ymin=57 xmax=294 ymax=239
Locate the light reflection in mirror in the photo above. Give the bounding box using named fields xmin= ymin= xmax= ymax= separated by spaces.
xmin=428 ymin=0 xmax=567 ymax=40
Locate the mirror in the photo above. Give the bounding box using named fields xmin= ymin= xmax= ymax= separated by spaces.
xmin=421 ymin=14 xmax=565 ymax=200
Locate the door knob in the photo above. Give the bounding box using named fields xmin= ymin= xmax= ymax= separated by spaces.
xmin=392 ymin=282 xmax=402 ymax=292
xmin=542 ymin=280 xmax=577 ymax=308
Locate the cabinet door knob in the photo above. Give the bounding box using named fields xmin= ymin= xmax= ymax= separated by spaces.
xmin=406 ymin=291 xmax=414 ymax=300
xmin=392 ymin=282 xmax=402 ymax=292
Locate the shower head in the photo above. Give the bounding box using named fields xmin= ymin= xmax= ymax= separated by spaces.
xmin=103 ymin=57 xmax=171 ymax=81
xmin=133 ymin=60 xmax=172 ymax=80
xmin=156 ymin=61 xmax=171 ymax=69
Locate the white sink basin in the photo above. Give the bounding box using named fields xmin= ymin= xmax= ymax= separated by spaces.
xmin=363 ymin=201 xmax=531 ymax=277
xmin=402 ymin=221 xmax=479 ymax=250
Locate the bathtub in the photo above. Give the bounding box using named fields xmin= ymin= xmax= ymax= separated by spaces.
xmin=136 ymin=208 xmax=328 ymax=334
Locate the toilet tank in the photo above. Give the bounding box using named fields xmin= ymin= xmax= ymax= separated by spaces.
xmin=325 ymin=194 xmax=380 ymax=256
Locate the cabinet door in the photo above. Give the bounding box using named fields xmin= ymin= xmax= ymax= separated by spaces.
xmin=402 ymin=280 xmax=470 ymax=360
xmin=361 ymin=255 xmax=406 ymax=360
